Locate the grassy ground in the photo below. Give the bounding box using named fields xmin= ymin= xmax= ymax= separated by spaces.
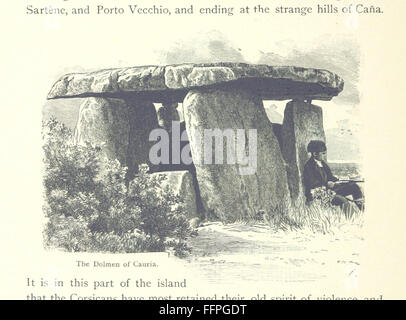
xmin=184 ymin=207 xmax=363 ymax=285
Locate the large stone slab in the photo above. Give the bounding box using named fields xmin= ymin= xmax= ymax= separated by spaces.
xmin=48 ymin=63 xmax=344 ymax=102
xmin=73 ymin=97 xmax=158 ymax=180
xmin=281 ymin=100 xmax=326 ymax=205
xmin=183 ymin=88 xmax=291 ymax=222
xmin=150 ymin=171 xmax=198 ymax=219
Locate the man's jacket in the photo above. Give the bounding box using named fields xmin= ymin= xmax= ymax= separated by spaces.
xmin=303 ymin=157 xmax=338 ymax=201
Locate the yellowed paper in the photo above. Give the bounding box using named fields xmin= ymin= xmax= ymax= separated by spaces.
xmin=0 ymin=0 xmax=405 ymax=301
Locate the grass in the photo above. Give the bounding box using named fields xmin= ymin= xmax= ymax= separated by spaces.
xmin=289 ymin=202 xmax=363 ymax=234
xmin=244 ymin=199 xmax=364 ymax=235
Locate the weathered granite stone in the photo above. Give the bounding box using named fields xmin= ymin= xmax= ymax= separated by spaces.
xmin=271 ymin=123 xmax=283 ymax=150
xmin=157 ymin=102 xmax=180 ymax=131
xmin=281 ymin=100 xmax=326 ymax=205
xmin=74 ymin=97 xmax=130 ymax=165
xmin=183 ymin=88 xmax=291 ymax=222
xmin=49 ymin=66 xmax=167 ymax=98
xmin=150 ymin=171 xmax=198 ymax=218
xmin=48 ymin=63 xmax=344 ymax=102
xmin=73 ymin=97 xmax=158 ymax=180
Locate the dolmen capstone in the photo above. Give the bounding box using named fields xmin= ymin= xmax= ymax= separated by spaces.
xmin=48 ymin=63 xmax=344 ymax=222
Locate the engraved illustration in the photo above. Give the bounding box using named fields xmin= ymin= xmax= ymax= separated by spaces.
xmin=42 ymin=32 xmax=363 ymax=284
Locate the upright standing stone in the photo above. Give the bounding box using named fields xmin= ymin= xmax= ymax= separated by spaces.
xmin=183 ymin=88 xmax=291 ymax=222
xmin=281 ymin=100 xmax=326 ymax=205
xmin=74 ymin=97 xmax=130 ymax=165
xmin=157 ymin=102 xmax=180 ymax=131
xmin=151 ymin=102 xmax=194 ymax=172
xmin=271 ymin=123 xmax=283 ymax=150
xmin=74 ymin=97 xmax=158 ymax=181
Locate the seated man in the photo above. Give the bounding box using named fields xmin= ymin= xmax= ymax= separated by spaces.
xmin=303 ymin=140 xmax=364 ymax=212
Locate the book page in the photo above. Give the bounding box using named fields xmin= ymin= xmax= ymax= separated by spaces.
xmin=0 ymin=0 xmax=404 ymax=301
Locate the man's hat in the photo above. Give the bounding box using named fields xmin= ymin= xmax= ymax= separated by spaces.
xmin=307 ymin=140 xmax=327 ymax=152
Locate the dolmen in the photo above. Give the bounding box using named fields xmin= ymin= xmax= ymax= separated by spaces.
xmin=47 ymin=63 xmax=344 ymax=222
